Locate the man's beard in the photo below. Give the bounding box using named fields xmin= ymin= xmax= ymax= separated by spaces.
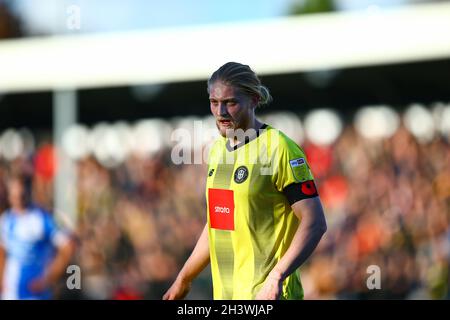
xmin=216 ymin=119 xmax=236 ymax=137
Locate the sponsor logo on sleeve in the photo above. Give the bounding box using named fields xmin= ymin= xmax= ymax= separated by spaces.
xmin=289 ymin=157 xmax=309 ymax=182
xmin=289 ymin=158 xmax=305 ymax=167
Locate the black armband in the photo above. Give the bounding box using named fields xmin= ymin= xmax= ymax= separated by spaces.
xmin=283 ymin=180 xmax=319 ymax=205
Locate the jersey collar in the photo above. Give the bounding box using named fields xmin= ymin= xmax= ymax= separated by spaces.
xmin=225 ymin=123 xmax=268 ymax=152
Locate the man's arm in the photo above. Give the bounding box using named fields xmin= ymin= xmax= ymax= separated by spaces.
xmin=256 ymin=196 xmax=327 ymax=300
xmin=0 ymin=245 xmax=5 ymax=293
xmin=29 ymin=239 xmax=75 ymax=293
xmin=163 ymin=223 xmax=210 ymax=300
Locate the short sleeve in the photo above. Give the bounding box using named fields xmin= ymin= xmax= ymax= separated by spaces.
xmin=272 ymin=134 xmax=318 ymax=205
xmin=43 ymin=212 xmax=69 ymax=248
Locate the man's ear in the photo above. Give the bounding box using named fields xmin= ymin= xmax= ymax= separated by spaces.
xmin=251 ymin=94 xmax=259 ymax=108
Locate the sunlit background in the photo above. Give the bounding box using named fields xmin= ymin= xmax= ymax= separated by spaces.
xmin=0 ymin=0 xmax=449 ymax=299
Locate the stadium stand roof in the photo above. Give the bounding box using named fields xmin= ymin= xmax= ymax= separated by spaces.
xmin=0 ymin=2 xmax=449 ymax=93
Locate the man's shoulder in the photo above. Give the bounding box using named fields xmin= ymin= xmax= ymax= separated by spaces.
xmin=1 ymin=209 xmax=14 ymax=223
xmin=208 ymin=136 xmax=226 ymax=153
xmin=265 ymin=125 xmax=302 ymax=152
xmin=27 ymin=205 xmax=54 ymax=221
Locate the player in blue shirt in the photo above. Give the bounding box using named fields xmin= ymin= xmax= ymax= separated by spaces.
xmin=0 ymin=173 xmax=74 ymax=300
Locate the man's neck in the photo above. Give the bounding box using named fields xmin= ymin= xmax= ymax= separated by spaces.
xmin=11 ymin=205 xmax=26 ymax=215
xmin=229 ymin=119 xmax=264 ymax=147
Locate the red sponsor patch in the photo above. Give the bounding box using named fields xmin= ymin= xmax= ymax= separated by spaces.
xmin=208 ymin=188 xmax=235 ymax=231
xmin=301 ymin=180 xmax=317 ymax=196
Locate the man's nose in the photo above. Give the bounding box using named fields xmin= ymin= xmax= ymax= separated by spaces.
xmin=219 ymin=103 xmax=228 ymax=116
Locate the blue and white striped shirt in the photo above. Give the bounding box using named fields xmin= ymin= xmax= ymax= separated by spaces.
xmin=0 ymin=205 xmax=68 ymax=300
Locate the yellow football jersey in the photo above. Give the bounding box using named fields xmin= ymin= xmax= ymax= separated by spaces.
xmin=206 ymin=124 xmax=317 ymax=300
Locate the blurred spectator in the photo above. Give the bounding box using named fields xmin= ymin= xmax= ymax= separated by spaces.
xmin=0 ymin=172 xmax=74 ymax=299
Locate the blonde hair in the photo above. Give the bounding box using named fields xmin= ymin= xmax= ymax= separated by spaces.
xmin=207 ymin=62 xmax=273 ymax=107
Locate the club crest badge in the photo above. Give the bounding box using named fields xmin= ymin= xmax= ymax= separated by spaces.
xmin=234 ymin=166 xmax=248 ymax=184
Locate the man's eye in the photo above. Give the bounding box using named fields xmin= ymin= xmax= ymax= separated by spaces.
xmin=227 ymin=101 xmax=236 ymax=106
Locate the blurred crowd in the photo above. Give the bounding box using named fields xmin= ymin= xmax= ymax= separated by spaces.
xmin=0 ymin=119 xmax=449 ymax=300
xmin=302 ymin=125 xmax=449 ymax=299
